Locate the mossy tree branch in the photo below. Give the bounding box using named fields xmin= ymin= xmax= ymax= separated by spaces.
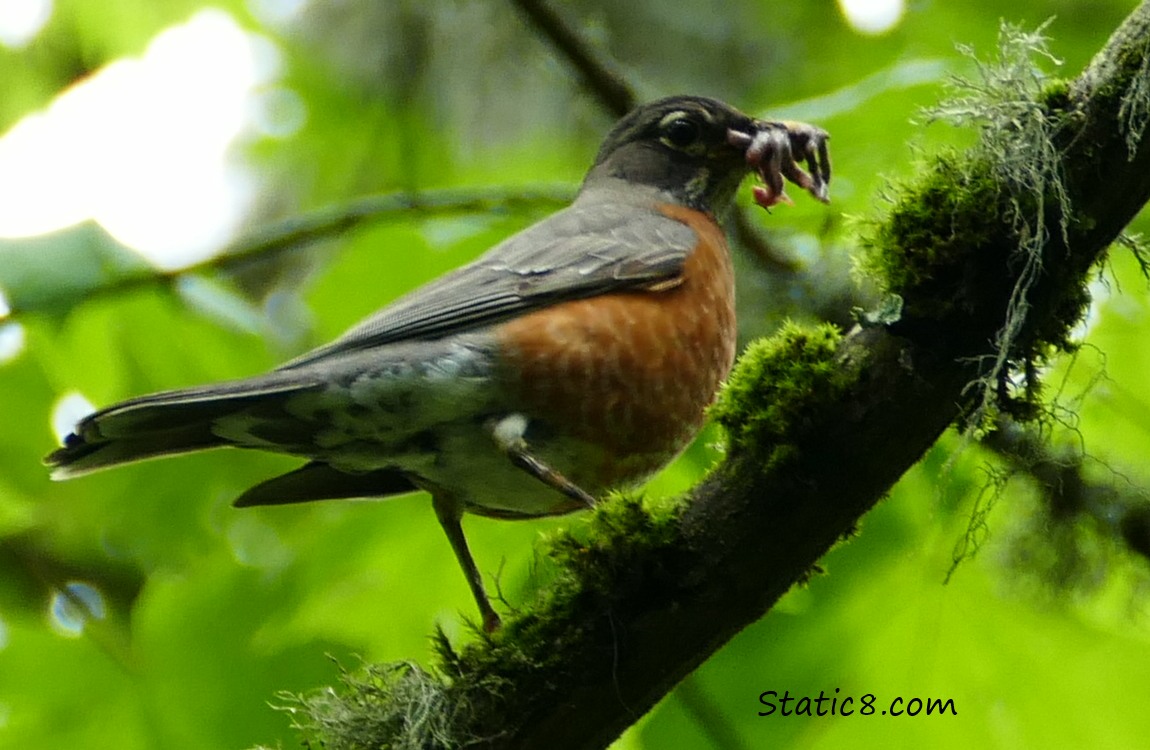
xmin=286 ymin=5 xmax=1150 ymax=749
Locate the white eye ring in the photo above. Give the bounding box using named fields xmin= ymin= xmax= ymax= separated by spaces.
xmin=659 ymin=112 xmax=702 ymax=149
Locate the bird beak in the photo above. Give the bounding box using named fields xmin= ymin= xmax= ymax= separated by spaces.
xmin=727 ymin=120 xmax=832 ymax=209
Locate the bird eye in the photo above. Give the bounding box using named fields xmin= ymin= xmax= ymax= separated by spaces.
xmin=661 ymin=115 xmax=702 ymax=149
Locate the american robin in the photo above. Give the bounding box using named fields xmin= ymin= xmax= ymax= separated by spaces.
xmin=46 ymin=95 xmax=830 ymax=631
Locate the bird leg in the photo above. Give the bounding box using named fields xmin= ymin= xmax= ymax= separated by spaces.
xmin=490 ymin=414 xmax=597 ymax=509
xmin=425 ymin=415 xmax=597 ymax=633
xmin=431 ymin=492 xmax=502 ymax=632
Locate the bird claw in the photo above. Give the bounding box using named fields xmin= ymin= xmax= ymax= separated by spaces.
xmin=729 ymin=119 xmax=832 ymax=209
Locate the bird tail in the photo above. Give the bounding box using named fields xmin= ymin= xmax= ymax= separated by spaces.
xmin=45 ymin=373 xmax=323 ymax=480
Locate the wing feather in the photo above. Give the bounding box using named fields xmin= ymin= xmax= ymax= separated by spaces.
xmin=281 ymin=195 xmax=697 ymax=369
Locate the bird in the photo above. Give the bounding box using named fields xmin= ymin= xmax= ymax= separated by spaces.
xmin=45 ymin=95 xmax=831 ymax=631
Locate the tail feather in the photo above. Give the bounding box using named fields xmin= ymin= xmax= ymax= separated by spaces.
xmin=46 ymin=425 xmax=227 ymax=479
xmin=46 ymin=373 xmax=324 ymax=479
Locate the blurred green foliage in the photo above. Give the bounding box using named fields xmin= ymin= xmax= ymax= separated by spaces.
xmin=1 ymin=1 xmax=1148 ymax=748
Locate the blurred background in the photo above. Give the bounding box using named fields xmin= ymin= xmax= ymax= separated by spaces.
xmin=1 ymin=0 xmax=1148 ymax=748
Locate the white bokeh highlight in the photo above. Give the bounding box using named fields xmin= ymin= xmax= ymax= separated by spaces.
xmin=838 ymin=0 xmax=905 ymax=35
xmin=0 ymin=0 xmax=52 ymax=48
xmin=51 ymin=391 xmax=96 ymax=442
xmin=0 ymin=323 xmax=25 ymax=363
xmin=0 ymin=10 xmax=298 ymax=269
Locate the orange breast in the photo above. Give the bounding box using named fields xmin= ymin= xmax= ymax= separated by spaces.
xmin=494 ymin=203 xmax=736 ymax=489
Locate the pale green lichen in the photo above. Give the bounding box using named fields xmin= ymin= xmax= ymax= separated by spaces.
xmin=274 ymin=661 xmax=480 ymax=750
xmin=927 ymin=22 xmax=1078 ymax=425
xmin=1117 ymin=28 xmax=1150 ymax=158
xmin=860 ymin=21 xmax=1095 ymax=426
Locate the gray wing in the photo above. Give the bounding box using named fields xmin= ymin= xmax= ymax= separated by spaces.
xmin=280 ymin=199 xmax=698 ymax=369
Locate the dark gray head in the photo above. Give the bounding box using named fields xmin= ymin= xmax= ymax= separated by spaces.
xmin=582 ymin=96 xmax=758 ymax=213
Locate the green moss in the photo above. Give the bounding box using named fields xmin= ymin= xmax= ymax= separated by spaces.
xmin=1039 ymin=77 xmax=1073 ymax=110
xmin=480 ymin=492 xmax=681 ymax=647
xmin=548 ymin=494 xmax=678 ymax=592
xmin=710 ymin=321 xmax=847 ymax=465
xmin=864 ymin=152 xmax=1089 ymax=353
xmin=859 ymin=153 xmax=1006 ymax=322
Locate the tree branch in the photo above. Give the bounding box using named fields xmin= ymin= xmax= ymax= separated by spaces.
xmin=983 ymin=416 xmax=1150 ymax=570
xmin=0 ymin=186 xmax=571 ymax=319
xmin=286 ymin=5 xmax=1150 ymax=749
xmin=508 ymin=0 xmax=636 ymax=117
